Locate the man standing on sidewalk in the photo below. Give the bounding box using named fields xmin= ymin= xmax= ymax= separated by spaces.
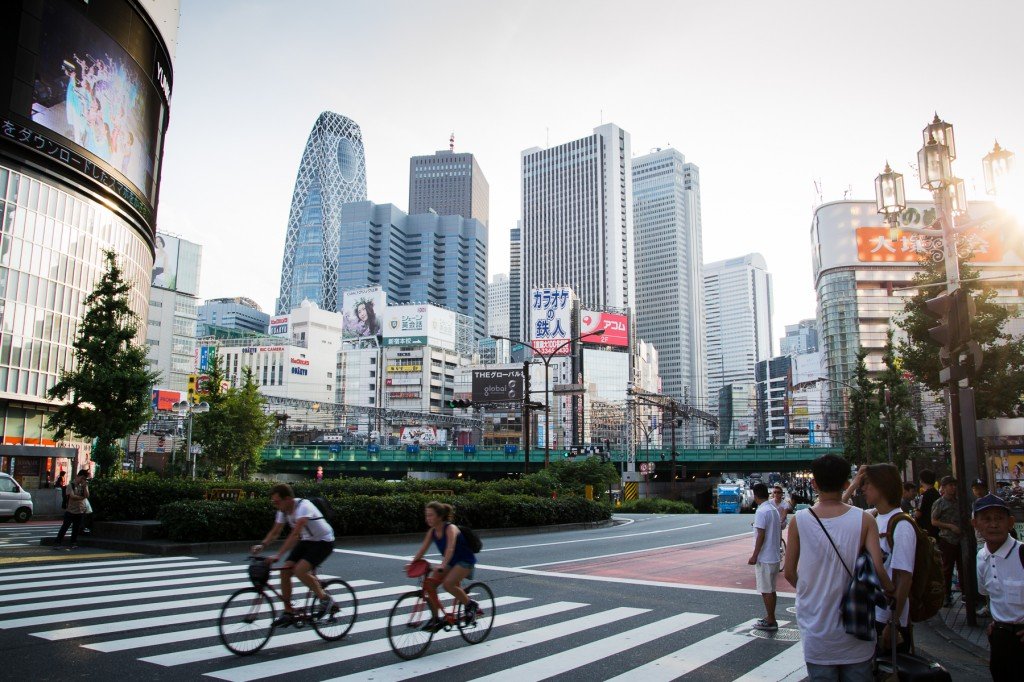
xmin=916 ymin=469 xmax=940 ymax=539
xmin=53 ymin=469 xmax=90 ymax=550
xmin=748 ymin=482 xmax=781 ymax=631
xmin=932 ymin=475 xmax=965 ymax=606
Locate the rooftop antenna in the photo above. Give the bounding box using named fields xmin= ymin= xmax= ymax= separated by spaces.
xmin=600 ymin=109 xmax=603 ymax=125
xmin=813 ymin=178 xmax=823 ymax=206
xmin=449 ymin=132 xmax=454 ymax=152
xmin=843 ymin=184 xmax=852 ymax=200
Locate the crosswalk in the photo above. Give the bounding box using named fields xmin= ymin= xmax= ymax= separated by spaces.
xmin=0 ymin=556 xmax=810 ymax=681
xmin=0 ymin=522 xmax=62 ymax=547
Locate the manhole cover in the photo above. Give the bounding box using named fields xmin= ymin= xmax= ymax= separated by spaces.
xmin=786 ymin=606 xmax=797 ymax=614
xmin=750 ymin=628 xmax=801 ymax=642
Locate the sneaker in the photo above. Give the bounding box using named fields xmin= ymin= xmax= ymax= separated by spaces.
xmin=420 ymin=617 xmax=444 ymax=633
xmin=271 ymin=611 xmax=296 ymax=628
xmin=316 ymin=596 xmax=335 ymax=619
xmin=753 ymin=618 xmax=779 ymax=631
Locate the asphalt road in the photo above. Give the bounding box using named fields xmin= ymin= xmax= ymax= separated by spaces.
xmin=0 ymin=513 xmax=987 ymax=680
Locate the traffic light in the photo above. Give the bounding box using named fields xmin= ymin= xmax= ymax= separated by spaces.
xmin=526 ymin=400 xmax=545 ymax=411
xmin=187 ymin=374 xmax=198 ymax=404
xmin=925 ymin=288 xmax=974 ymax=353
xmin=446 ymin=399 xmax=473 ymax=409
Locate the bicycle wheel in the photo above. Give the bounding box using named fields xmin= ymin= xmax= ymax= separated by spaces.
xmin=387 ymin=590 xmax=434 ymax=660
xmin=458 ymin=581 xmax=495 ymax=644
xmin=219 ymin=587 xmax=275 ymax=656
xmin=312 ymin=579 xmax=358 ymax=641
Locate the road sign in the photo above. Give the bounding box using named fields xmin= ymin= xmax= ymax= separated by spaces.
xmin=639 ymin=462 xmax=652 ymax=475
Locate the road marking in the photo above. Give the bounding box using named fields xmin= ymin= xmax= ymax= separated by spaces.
xmin=2 ymin=559 xmax=226 ymax=582
xmin=0 ymin=552 xmax=139 ymax=566
xmin=470 ymin=611 xmax=719 ymax=682
xmin=516 ymin=531 xmax=753 ymax=568
xmin=469 ymin=523 xmax=712 ymax=553
xmin=201 ymin=602 xmax=595 ymax=681
xmin=732 ymin=639 xmax=806 ymax=682
xmin=0 ymin=567 xmax=246 ymax=600
xmin=0 ymin=555 xmax=192 ymax=574
xmin=322 ymin=607 xmax=652 ymax=682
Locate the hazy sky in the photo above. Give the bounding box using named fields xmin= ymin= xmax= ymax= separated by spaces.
xmin=157 ymin=0 xmax=1024 ymax=347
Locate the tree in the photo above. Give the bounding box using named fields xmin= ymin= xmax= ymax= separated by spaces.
xmin=47 ymin=251 xmax=158 ymax=477
xmin=898 ymin=247 xmax=1024 ymax=418
xmin=843 ymin=349 xmax=882 ymax=464
xmin=877 ymin=330 xmax=922 ymax=470
xmin=192 ymin=363 xmax=274 ymax=479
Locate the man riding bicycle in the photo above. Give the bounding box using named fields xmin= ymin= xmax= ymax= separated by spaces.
xmin=251 ymin=483 xmax=335 ymax=627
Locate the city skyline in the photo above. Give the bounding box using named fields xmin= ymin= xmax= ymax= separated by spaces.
xmin=157 ymin=0 xmax=1024 ymax=336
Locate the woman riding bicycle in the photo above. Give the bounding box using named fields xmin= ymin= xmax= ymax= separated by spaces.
xmin=408 ymin=501 xmax=479 ymax=632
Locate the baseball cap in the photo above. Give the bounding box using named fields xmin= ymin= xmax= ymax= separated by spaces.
xmin=972 ymin=494 xmax=1010 ymax=515
xmin=972 ymin=479 xmax=986 ymax=487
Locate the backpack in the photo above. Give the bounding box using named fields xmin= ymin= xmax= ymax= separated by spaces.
xmin=458 ymin=523 xmax=483 ymax=553
xmin=884 ymin=512 xmax=945 ymax=622
xmin=300 ymin=497 xmax=336 ymax=525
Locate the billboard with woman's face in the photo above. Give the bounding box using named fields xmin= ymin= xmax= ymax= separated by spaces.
xmin=342 ymin=286 xmax=386 ymax=339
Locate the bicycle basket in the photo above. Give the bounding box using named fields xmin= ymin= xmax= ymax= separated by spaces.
xmin=248 ymin=560 xmax=271 ymax=587
xmin=406 ymin=559 xmax=429 ymax=578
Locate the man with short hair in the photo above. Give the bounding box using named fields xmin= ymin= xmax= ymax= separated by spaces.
xmin=932 ymin=475 xmax=965 ymax=606
xmin=900 ymin=482 xmax=918 ymax=514
xmin=748 ymin=482 xmax=781 ymax=631
xmin=915 ymin=469 xmax=940 ymax=539
xmin=252 ymin=483 xmax=336 ymax=627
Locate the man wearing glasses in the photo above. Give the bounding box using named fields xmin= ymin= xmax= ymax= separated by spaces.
xmin=770 ymin=485 xmax=792 ymax=529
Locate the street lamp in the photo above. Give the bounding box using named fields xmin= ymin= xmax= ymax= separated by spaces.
xmin=491 ymin=328 xmax=604 ymax=468
xmin=982 ymin=140 xmax=1015 ymax=196
xmin=172 ymin=400 xmax=210 ymax=479
xmin=874 ymin=162 xmax=906 ymax=241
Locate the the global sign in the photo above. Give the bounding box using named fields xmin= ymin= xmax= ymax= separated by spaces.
xmin=581 ymin=311 xmax=628 ymax=347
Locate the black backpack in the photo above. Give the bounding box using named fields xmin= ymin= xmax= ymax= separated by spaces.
xmin=300 ymin=497 xmax=336 ymax=525
xmin=458 ymin=523 xmax=483 ymax=553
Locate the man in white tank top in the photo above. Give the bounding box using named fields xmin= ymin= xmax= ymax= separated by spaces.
xmin=783 ymin=455 xmax=894 ymax=682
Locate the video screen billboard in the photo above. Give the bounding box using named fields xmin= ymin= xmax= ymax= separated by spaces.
xmin=151 ymin=234 xmax=179 ymax=289
xmin=530 ymin=287 xmax=574 ymax=355
xmin=342 ymin=286 xmax=386 ymax=339
xmin=30 ymin=0 xmax=166 ymax=200
xmin=472 ymin=369 xmax=524 ymax=403
xmin=581 ymin=310 xmax=629 ymax=347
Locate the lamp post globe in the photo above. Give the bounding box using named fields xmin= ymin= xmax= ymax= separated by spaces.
xmin=923 ymin=113 xmax=957 ymax=161
xmin=918 ymin=134 xmax=953 ymax=191
xmin=983 ymin=140 xmax=1015 ymax=196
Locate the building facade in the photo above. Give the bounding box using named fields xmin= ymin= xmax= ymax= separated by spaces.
xmin=487 ymin=273 xmax=510 ymax=339
xmin=521 ymin=124 xmax=634 ymax=329
xmin=755 ymin=355 xmax=791 ymax=444
xmin=276 ymin=112 xmax=367 ymax=314
xmin=408 ymin=149 xmax=489 ymax=225
xmin=631 ymin=147 xmax=706 ymax=414
xmin=0 ymin=0 xmax=180 ymax=484
xmin=780 ymin=318 xmax=819 ymax=355
xmin=145 ymin=234 xmax=201 ymax=394
xmin=704 ymin=253 xmax=774 ymax=417
xmin=198 ymin=297 xmax=269 ymax=337
xmin=336 ymin=201 xmax=488 ymax=340
xmin=509 ymin=222 xmax=522 ymax=347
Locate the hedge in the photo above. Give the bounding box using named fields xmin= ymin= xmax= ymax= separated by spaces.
xmin=156 ymin=493 xmax=611 ymax=542
xmin=615 ymin=498 xmax=698 ymax=514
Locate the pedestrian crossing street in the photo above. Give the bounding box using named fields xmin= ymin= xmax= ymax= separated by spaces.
xmin=0 ymin=522 xmax=62 ymax=548
xmin=0 ymin=556 xmax=810 ymax=681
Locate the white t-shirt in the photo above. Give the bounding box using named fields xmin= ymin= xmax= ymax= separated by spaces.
xmin=977 ymin=536 xmax=1024 ymax=624
xmin=275 ymin=498 xmax=335 ymax=542
xmin=874 ymin=508 xmax=916 ymax=627
xmin=753 ymin=501 xmax=782 ymax=564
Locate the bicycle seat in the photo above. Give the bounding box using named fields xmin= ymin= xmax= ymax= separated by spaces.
xmin=406 ymin=559 xmax=429 ymax=578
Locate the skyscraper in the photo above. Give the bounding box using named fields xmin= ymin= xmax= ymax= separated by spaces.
xmin=632 ymin=148 xmax=706 ymax=410
xmin=197 ymin=297 xmax=270 ymax=337
xmin=336 ymin=201 xmax=488 ymax=340
xmin=704 ymin=253 xmax=774 ymax=416
xmin=509 ymin=223 xmax=522 ymax=345
xmin=487 ymin=273 xmax=510 ymax=339
xmin=780 ymin=318 xmax=819 ymax=355
xmin=146 ymin=234 xmax=202 ymax=394
xmin=276 ymin=112 xmax=367 ymax=314
xmin=521 ymin=124 xmax=634 ymax=329
xmin=409 ymin=148 xmax=489 ymax=225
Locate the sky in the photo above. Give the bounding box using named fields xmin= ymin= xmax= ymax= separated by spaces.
xmin=156 ymin=0 xmax=1024 ymax=350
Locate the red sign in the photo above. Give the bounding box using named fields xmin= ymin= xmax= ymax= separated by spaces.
xmin=580 ymin=311 xmax=628 ymax=347
xmin=151 ymin=389 xmax=183 ymax=412
xmin=855 ymin=226 xmax=1003 ymax=263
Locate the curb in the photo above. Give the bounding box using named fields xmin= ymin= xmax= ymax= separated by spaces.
xmin=923 ymin=612 xmax=990 ymax=661
xmin=38 ymin=519 xmax=617 ymax=556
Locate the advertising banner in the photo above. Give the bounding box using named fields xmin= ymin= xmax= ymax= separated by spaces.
xmin=269 ymin=316 xmax=289 ymax=336
xmin=399 ymin=426 xmax=448 ymax=446
xmin=530 ymin=287 xmax=574 ymax=355
xmin=152 ymin=234 xmax=179 ymax=290
xmin=342 ymin=286 xmax=386 ymax=339
xmin=472 ymin=369 xmax=525 ymax=403
xmin=383 ymin=304 xmax=457 ymax=350
xmin=198 ymin=345 xmax=214 ymax=372
xmin=386 ymin=374 xmax=421 ymax=386
xmin=151 ymin=389 xmax=183 ymax=412
xmin=580 ymin=310 xmax=629 ymax=347
xmin=855 ymin=226 xmax=1003 ymax=263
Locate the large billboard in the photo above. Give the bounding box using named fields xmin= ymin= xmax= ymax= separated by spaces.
xmin=399 ymin=426 xmax=447 ymax=446
xmin=581 ymin=310 xmax=629 ymax=347
xmin=342 ymin=286 xmax=386 ymax=339
xmin=530 ymin=287 xmax=574 ymax=356
xmin=268 ymin=316 xmax=289 ymax=336
xmin=383 ymin=304 xmax=457 ymax=350
xmin=151 ymin=233 xmax=179 ymax=289
xmin=472 ymin=369 xmax=525 ymax=403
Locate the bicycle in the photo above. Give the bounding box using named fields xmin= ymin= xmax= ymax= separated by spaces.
xmin=386 ymin=559 xmax=495 ymax=660
xmin=218 ymin=556 xmax=358 ymax=656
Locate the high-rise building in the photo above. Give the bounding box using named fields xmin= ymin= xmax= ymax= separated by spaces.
xmin=276 ymin=112 xmax=367 ymax=314
xmin=520 ymin=124 xmax=634 ymax=328
xmin=1 ymin=0 xmax=179 ymax=482
xmin=632 ymin=148 xmax=706 ymax=412
xmin=704 ymin=253 xmax=774 ymax=417
xmin=487 ymin=274 xmax=510 ymax=339
xmin=336 ymin=201 xmax=488 ymax=340
xmin=755 ymin=354 xmax=791 ymax=444
xmin=780 ymin=318 xmax=819 ymax=355
xmin=408 ymin=148 xmax=488 ymax=225
xmin=198 ymin=297 xmax=270 ymax=337
xmin=509 ymin=223 xmax=522 ymax=346
xmin=146 ymin=234 xmax=202 ymax=394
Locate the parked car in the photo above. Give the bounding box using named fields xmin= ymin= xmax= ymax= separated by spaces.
xmin=0 ymin=472 xmax=34 ymax=523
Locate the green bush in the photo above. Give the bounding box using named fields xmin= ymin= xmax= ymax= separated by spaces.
xmin=616 ymin=498 xmax=698 ymax=514
xmin=89 ymin=475 xmax=270 ymax=521
xmin=158 ymin=499 xmax=275 ymax=543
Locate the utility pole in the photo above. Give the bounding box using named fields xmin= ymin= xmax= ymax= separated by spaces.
xmin=522 ymin=360 xmax=531 ymax=475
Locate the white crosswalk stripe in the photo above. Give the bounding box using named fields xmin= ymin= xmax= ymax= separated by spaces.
xmin=0 ymin=523 xmax=62 ymax=546
xmin=0 ymin=559 xmax=810 ymax=682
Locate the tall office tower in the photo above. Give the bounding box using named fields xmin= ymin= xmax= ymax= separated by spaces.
xmin=409 ymin=148 xmax=489 ymax=225
xmin=198 ymin=297 xmax=270 ymax=337
xmin=704 ymin=253 xmax=774 ymax=416
xmin=276 ymin=112 xmax=367 ymax=314
xmin=146 ymin=234 xmax=202 ymax=394
xmin=509 ymin=223 xmax=522 ymax=344
xmin=632 ymin=148 xmax=706 ymax=412
xmin=487 ymin=273 xmax=510 ymax=338
xmin=521 ymin=124 xmax=634 ymax=328
xmin=780 ymin=318 xmax=819 ymax=355
xmin=336 ymin=201 xmax=488 ymax=340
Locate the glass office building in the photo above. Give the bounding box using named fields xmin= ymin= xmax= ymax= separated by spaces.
xmin=277 ymin=112 xmax=368 ymax=314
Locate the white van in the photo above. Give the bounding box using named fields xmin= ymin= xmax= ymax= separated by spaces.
xmin=0 ymin=472 xmax=34 ymax=523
